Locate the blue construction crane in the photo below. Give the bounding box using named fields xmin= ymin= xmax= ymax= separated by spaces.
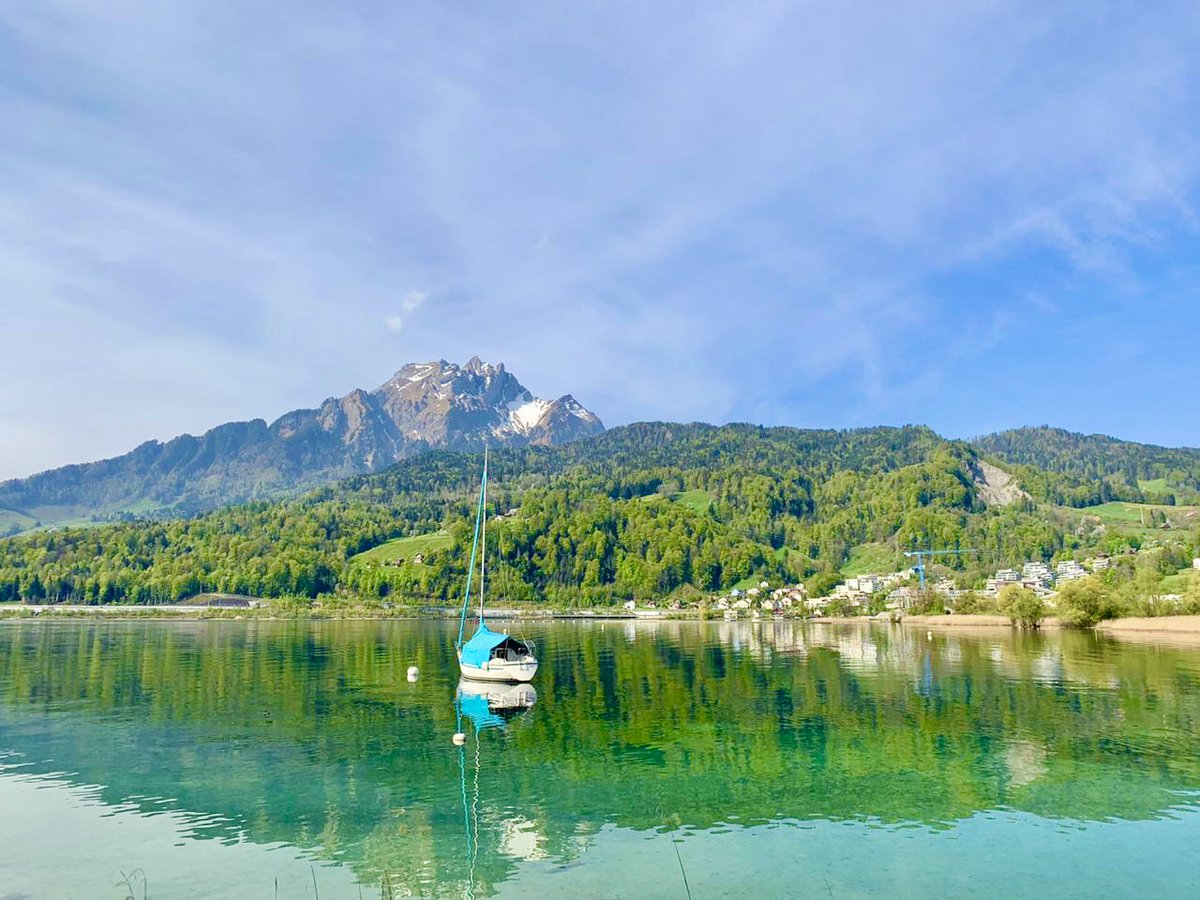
xmin=903 ymin=548 xmax=976 ymax=590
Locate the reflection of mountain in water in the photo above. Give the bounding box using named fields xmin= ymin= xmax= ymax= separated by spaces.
xmin=0 ymin=620 xmax=1198 ymax=896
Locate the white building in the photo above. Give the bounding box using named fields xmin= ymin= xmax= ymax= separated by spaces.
xmin=886 ymin=586 xmax=918 ymax=609
xmin=985 ymin=569 xmax=1021 ymax=596
xmin=932 ymin=578 xmax=962 ymax=598
xmin=1055 ymin=560 xmax=1087 ymax=582
xmin=1022 ymin=562 xmax=1053 ymax=586
xmin=846 ymin=575 xmax=884 ymax=594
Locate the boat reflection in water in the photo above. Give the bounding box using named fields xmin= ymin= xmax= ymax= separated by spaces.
xmin=455 ymin=679 xmax=537 ymax=899
xmin=456 ymin=679 xmax=538 ymax=733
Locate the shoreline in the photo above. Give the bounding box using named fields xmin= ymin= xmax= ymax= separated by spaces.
xmin=899 ymin=614 xmax=1063 ymax=629
xmin=3 ymin=605 xmax=1200 ymax=641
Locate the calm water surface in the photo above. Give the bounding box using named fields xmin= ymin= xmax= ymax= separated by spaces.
xmin=1 ymin=619 xmax=1199 ymax=898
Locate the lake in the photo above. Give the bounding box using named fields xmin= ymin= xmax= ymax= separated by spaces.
xmin=1 ymin=619 xmax=1198 ymax=898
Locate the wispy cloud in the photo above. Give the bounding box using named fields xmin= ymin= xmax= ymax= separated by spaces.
xmin=401 ymin=291 xmax=428 ymax=313
xmin=2 ymin=1 xmax=1200 ymax=476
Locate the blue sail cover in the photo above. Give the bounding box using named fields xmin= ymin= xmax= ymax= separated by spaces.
xmin=459 ymin=623 xmax=508 ymax=668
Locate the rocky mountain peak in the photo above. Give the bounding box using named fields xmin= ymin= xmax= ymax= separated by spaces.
xmin=464 ymin=355 xmax=503 ymax=376
xmin=0 ymin=358 xmax=604 ymax=530
xmin=369 ymin=358 xmax=601 ymax=448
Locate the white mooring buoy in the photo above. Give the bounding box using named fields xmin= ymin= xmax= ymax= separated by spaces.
xmin=927 ymin=631 xmax=933 ymax=640
xmin=452 ymin=732 xmax=466 ymax=745
xmin=407 ymin=665 xmax=419 ymax=678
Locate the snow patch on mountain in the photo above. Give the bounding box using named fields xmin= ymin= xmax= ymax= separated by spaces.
xmin=508 ymin=398 xmax=552 ymax=433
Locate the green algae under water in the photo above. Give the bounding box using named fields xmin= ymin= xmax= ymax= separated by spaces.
xmin=0 ymin=619 xmax=1198 ymax=898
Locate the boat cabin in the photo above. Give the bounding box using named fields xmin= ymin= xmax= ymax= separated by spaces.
xmin=460 ymin=624 xmax=536 ymax=669
xmin=487 ymin=636 xmax=533 ymax=662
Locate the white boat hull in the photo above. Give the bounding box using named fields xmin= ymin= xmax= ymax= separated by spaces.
xmin=457 ymin=654 xmax=538 ymax=683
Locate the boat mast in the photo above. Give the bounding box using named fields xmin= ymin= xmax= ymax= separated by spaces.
xmin=456 ymin=448 xmax=487 ymax=649
xmin=479 ymin=445 xmax=487 ymax=624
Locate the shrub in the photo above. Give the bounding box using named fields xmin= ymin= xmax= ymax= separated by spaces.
xmin=997 ymin=585 xmax=1046 ymax=628
xmin=909 ymin=589 xmax=949 ymax=616
xmin=953 ymin=591 xmax=997 ymax=615
xmin=824 ymin=597 xmax=860 ymax=617
xmin=1054 ymin=576 xmax=1127 ymax=626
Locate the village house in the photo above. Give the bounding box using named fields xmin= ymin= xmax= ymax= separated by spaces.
xmin=1055 ymin=560 xmax=1087 ymax=582
xmin=771 ymin=584 xmax=808 ymax=608
xmin=886 ymin=586 xmax=918 ymax=609
xmin=985 ymin=569 xmax=1021 ymax=596
xmin=1022 ymin=562 xmax=1053 ymax=587
xmin=846 ymin=575 xmax=884 ymax=594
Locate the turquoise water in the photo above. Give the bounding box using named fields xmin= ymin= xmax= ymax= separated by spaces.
xmin=0 ymin=619 xmax=1198 ymax=898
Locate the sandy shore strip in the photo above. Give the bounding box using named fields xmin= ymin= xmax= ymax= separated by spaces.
xmin=901 ymin=614 xmax=1066 ymax=629
xmin=807 ymin=614 xmax=1051 ymax=628
xmin=1095 ymin=615 xmax=1200 ymax=634
xmin=902 ymin=614 xmax=1015 ymax=627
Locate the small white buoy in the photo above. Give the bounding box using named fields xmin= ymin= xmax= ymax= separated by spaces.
xmin=452 ymin=732 xmax=466 ymax=745
xmin=927 ymin=631 xmax=933 ymax=640
xmin=407 ymin=665 xmax=419 ymax=678
xmin=407 ymin=673 xmax=418 ymax=683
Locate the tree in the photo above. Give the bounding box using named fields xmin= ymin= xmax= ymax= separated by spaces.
xmin=997 ymin=585 xmax=1046 ymax=628
xmin=1054 ymin=577 xmax=1125 ymax=627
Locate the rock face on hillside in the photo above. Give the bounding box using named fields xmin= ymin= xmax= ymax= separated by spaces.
xmin=0 ymin=359 xmax=604 ymax=529
xmin=969 ymin=459 xmax=1030 ymax=507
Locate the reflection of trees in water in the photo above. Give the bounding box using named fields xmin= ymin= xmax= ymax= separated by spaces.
xmin=0 ymin=620 xmax=1198 ymax=896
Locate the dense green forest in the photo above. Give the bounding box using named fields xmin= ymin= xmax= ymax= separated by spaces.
xmin=0 ymin=423 xmax=1194 ymax=607
xmin=975 ymin=426 xmax=1200 ymax=506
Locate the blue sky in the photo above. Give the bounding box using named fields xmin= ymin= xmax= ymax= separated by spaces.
xmin=2 ymin=1 xmax=1199 ymax=478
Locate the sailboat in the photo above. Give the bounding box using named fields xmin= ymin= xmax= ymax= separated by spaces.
xmin=455 ymin=448 xmax=539 ymax=683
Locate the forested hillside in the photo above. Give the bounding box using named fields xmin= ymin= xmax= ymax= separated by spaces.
xmin=0 ymin=424 xmax=1040 ymax=606
xmin=1 ymin=423 xmax=1191 ymax=608
xmin=974 ymin=427 xmax=1200 ymax=506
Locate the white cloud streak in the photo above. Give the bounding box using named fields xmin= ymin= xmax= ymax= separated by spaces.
xmin=1 ymin=1 xmax=1199 ymax=475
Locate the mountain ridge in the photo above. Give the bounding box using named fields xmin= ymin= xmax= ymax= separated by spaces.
xmin=0 ymin=358 xmax=604 ymax=532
